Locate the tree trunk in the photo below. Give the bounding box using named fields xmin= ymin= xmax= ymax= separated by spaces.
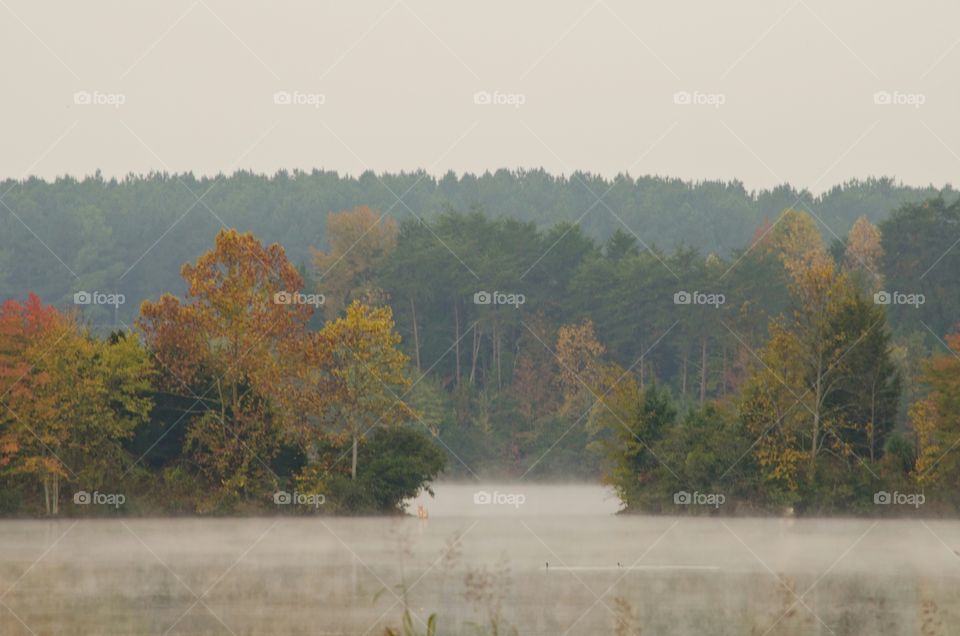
xmin=721 ymin=345 xmax=728 ymax=397
xmin=811 ymin=355 xmax=823 ymax=476
xmin=470 ymin=323 xmax=481 ymax=384
xmin=43 ymin=477 xmax=51 ymax=516
xmin=494 ymin=319 xmax=502 ymax=391
xmin=351 ymin=431 xmax=358 ymax=480
xmin=410 ymin=297 xmax=421 ymax=373
xmin=681 ymin=353 xmax=688 ymax=397
xmin=454 ymin=301 xmax=461 ymax=387
xmin=52 ymin=473 xmax=59 ymax=516
xmin=699 ymin=337 xmax=707 ymax=405
xmin=869 ymin=381 xmax=878 ymax=462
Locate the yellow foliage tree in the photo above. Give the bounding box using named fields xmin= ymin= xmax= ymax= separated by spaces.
xmin=771 ymin=208 xmax=828 ymax=282
xmin=843 ymin=215 xmax=884 ymax=292
xmin=319 ymin=300 xmax=415 ymax=479
xmin=910 ymin=398 xmax=941 ymax=485
xmin=554 ymin=319 xmax=606 ymax=414
xmin=741 ymin=212 xmax=866 ymax=490
xmin=913 ymin=331 xmax=960 ymax=489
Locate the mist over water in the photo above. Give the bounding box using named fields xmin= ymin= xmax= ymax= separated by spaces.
xmin=407 ymin=482 xmax=622 ymax=517
xmin=1 ymin=483 xmax=957 ymax=635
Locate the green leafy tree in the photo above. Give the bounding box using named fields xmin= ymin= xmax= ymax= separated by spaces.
xmin=589 ymin=373 xmax=677 ymax=511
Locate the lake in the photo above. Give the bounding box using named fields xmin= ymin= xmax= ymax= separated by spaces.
xmin=0 ymin=483 xmax=957 ymax=635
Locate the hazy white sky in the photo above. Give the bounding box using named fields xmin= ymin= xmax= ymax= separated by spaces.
xmin=2 ymin=0 xmax=959 ymax=192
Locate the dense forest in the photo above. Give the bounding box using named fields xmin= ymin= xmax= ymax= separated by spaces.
xmin=2 ymin=171 xmax=960 ymax=516
xmin=0 ymin=170 xmax=952 ymax=321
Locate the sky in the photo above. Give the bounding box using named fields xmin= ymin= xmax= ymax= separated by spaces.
xmin=2 ymin=0 xmax=959 ymax=192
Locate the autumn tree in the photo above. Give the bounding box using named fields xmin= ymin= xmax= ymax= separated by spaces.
xmin=842 ymin=215 xmax=884 ymax=292
xmin=511 ymin=314 xmax=560 ymax=421
xmin=911 ymin=331 xmax=960 ymax=495
xmin=312 ymin=206 xmax=398 ymax=318
xmin=910 ymin=398 xmax=941 ymax=486
xmin=0 ymin=294 xmax=62 ymax=512
xmin=318 ymin=300 xmax=415 ymax=479
xmin=770 ymin=208 xmax=827 ymax=281
xmin=1 ymin=296 xmax=152 ymax=515
xmin=554 ymin=319 xmax=606 ymax=414
xmin=773 ymin=214 xmax=842 ymax=474
xmin=0 ymin=295 xmax=53 ymax=471
xmin=740 ymin=210 xmax=896 ymax=499
xmin=138 ymin=229 xmax=315 ymax=507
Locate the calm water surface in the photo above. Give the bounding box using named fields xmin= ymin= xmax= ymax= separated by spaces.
xmin=0 ymin=483 xmax=957 ymax=635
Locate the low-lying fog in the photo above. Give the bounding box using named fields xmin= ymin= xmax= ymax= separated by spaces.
xmin=1 ymin=483 xmax=957 ymax=635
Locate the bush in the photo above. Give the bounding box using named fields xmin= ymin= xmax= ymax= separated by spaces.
xmin=328 ymin=426 xmax=446 ymax=514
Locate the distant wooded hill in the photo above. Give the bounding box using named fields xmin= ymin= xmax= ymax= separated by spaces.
xmin=0 ymin=170 xmax=951 ymax=319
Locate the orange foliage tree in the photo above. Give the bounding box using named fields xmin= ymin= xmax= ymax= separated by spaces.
xmin=312 ymin=206 xmax=398 ymax=317
xmin=139 ymin=229 xmax=317 ymax=507
xmin=0 ymin=294 xmax=61 ymax=511
xmin=1 ymin=294 xmax=152 ymax=514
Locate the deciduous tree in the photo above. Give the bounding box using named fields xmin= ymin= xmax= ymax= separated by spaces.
xmin=319 ymin=300 xmax=415 ymax=479
xmin=312 ymin=206 xmax=397 ymax=317
xmin=139 ymin=228 xmax=314 ymax=507
xmin=2 ymin=296 xmax=152 ymax=514
xmin=843 ymin=215 xmax=884 ymax=291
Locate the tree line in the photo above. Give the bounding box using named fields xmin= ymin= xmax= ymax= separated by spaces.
xmin=2 ymin=185 xmax=960 ymax=515
xmin=312 ymin=196 xmax=960 ymax=514
xmin=0 ymin=170 xmax=951 ymax=325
